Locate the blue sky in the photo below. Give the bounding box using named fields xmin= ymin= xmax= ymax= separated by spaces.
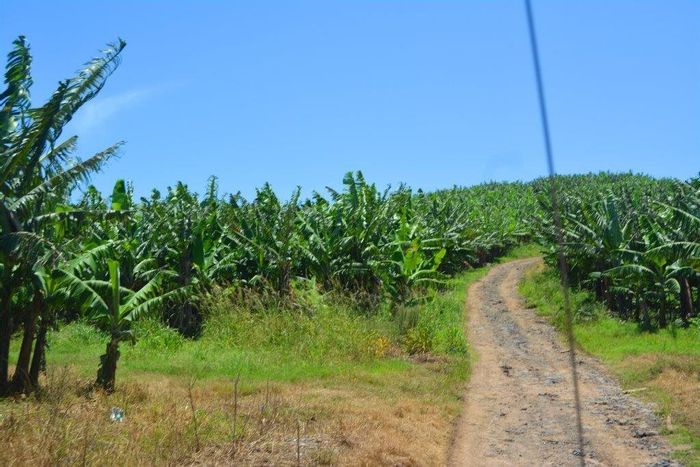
xmin=2 ymin=1 xmax=698 ymax=198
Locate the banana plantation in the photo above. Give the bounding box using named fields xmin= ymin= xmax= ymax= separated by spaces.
xmin=536 ymin=173 xmax=700 ymax=328
xmin=1 ymin=37 xmax=699 ymax=398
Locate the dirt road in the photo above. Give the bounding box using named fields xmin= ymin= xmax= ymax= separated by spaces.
xmin=449 ymin=258 xmax=676 ymax=467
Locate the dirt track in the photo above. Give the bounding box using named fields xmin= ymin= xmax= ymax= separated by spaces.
xmin=449 ymin=258 xmax=677 ymax=467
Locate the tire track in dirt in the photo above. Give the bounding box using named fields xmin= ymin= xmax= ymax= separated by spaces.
xmin=448 ymin=258 xmax=677 ymax=467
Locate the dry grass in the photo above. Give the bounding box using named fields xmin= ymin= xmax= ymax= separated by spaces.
xmin=614 ymin=354 xmax=700 ymax=465
xmin=0 ymin=357 xmax=462 ymax=466
xmin=653 ymin=367 xmax=700 ymax=436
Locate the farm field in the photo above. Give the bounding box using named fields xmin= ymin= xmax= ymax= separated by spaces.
xmin=1 ymin=26 xmax=699 ymax=467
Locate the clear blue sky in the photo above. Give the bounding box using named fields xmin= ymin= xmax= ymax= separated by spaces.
xmin=2 ymin=1 xmax=698 ymax=198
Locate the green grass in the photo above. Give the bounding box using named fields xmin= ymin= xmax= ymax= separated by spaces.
xmin=44 ymin=276 xmax=475 ymax=387
xmin=575 ymin=319 xmax=700 ymax=364
xmin=35 ymin=244 xmax=540 ymax=388
xmin=520 ymin=265 xmax=700 ymax=466
xmin=519 ymin=267 xmax=700 ymax=362
xmin=45 ymin=310 xmax=410 ymax=385
xmin=500 ymin=242 xmax=542 ymax=261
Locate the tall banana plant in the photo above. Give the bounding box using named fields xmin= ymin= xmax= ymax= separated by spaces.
xmin=534 ymin=174 xmax=700 ymax=327
xmin=0 ymin=37 xmax=126 ymax=394
xmin=68 ymin=260 xmax=187 ymax=391
xmin=381 ymin=210 xmax=446 ymax=303
xmin=224 ymin=184 xmax=301 ymax=295
xmin=138 ymin=182 xmax=219 ymax=335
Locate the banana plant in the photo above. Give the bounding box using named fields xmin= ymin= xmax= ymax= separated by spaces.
xmin=13 ymin=267 xmax=78 ymax=392
xmin=68 ymin=260 xmax=187 ymax=391
xmin=380 ymin=210 xmax=447 ymax=303
xmin=224 ymin=184 xmax=302 ymax=294
xmin=0 ymin=36 xmax=125 ymax=395
xmin=605 ymin=254 xmax=685 ymax=328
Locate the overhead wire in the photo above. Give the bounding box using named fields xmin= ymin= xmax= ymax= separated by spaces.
xmin=523 ymin=0 xmax=586 ymax=464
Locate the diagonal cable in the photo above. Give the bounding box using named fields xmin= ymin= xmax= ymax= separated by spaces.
xmin=523 ymin=0 xmax=586 ymax=464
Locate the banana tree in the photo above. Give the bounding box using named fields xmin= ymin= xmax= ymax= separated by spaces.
xmin=605 ymin=249 xmax=688 ymax=327
xmin=225 ymin=184 xmax=301 ymax=294
xmin=380 ymin=210 xmax=446 ymax=303
xmin=70 ymin=260 xmax=187 ymax=391
xmin=0 ymin=36 xmax=125 ymax=395
xmin=655 ymin=193 xmax=700 ymax=320
xmin=13 ymin=267 xmax=74 ymax=392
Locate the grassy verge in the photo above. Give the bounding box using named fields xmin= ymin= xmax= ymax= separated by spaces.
xmin=0 ymin=246 xmax=537 ymax=465
xmin=520 ymin=263 xmax=700 ymax=466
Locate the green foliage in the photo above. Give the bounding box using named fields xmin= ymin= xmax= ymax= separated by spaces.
xmin=35 ymin=255 xmax=507 ymax=384
xmin=521 ymin=267 xmax=700 ymax=357
xmin=400 ymin=267 xmax=493 ymax=355
xmin=50 ymin=321 xmax=105 ymax=348
xmin=131 ymin=318 xmax=185 ymax=352
xmin=39 ymin=299 xmax=406 ymax=384
xmin=110 ymin=179 xmax=131 ymax=210
xmin=64 ymin=169 xmax=538 ymax=345
xmin=519 ymin=267 xmax=606 ymax=327
xmin=0 ymin=35 xmax=127 ymax=395
xmin=532 ymin=173 xmax=700 ymax=328
xmin=201 ymin=283 xmax=393 ymax=363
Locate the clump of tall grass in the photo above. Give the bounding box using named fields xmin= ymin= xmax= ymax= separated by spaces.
xmin=201 ymin=282 xmax=394 ymax=362
xmin=132 ymin=318 xmax=187 ymax=352
xmin=519 ymin=266 xmax=607 ymax=328
xmin=395 ymin=276 xmax=470 ymax=356
xmin=202 ymin=274 xmax=471 ymax=360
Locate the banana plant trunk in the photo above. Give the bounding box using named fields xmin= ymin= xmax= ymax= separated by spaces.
xmin=659 ymin=295 xmax=668 ymax=328
xmin=695 ymin=275 xmax=700 ymax=318
xmin=0 ymin=292 xmax=13 ymax=395
xmin=641 ymin=299 xmax=650 ymax=328
xmin=594 ymin=278 xmax=604 ymax=301
xmin=280 ymin=261 xmax=291 ymax=296
xmin=29 ymin=317 xmax=49 ymax=389
xmin=680 ymin=277 xmax=694 ymax=323
xmin=10 ymin=293 xmax=40 ymax=394
xmin=602 ymin=276 xmax=614 ymax=310
xmin=96 ymin=336 xmax=120 ymax=392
